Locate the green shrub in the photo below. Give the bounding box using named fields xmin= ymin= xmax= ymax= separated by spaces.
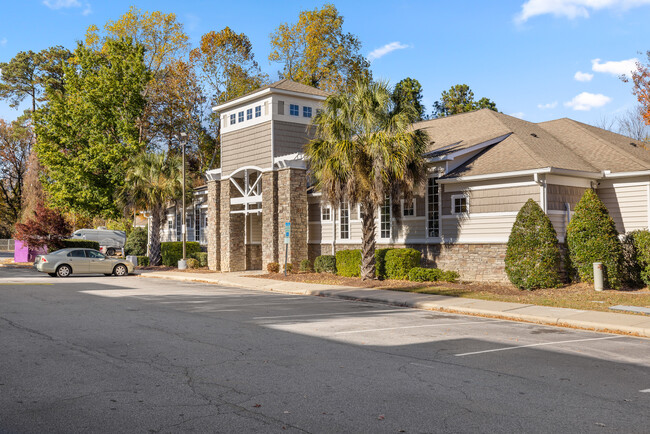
xmin=189 ymin=252 xmax=208 ymax=268
xmin=442 ymin=270 xmax=460 ymax=283
xmin=623 ymin=230 xmax=650 ymax=286
xmin=267 ymin=262 xmax=280 ymax=273
xmin=186 ymin=258 xmax=199 ymax=269
xmin=375 ymin=248 xmax=393 ymax=279
xmin=160 ymin=241 xmax=201 ymax=267
xmin=566 ymin=190 xmax=623 ymax=289
xmin=136 ymin=255 xmax=149 ymax=267
xmin=408 ymin=267 xmax=442 ymax=282
xmin=283 ymin=263 xmax=294 ymax=273
xmin=314 ymin=255 xmax=336 ymax=273
xmin=505 ymin=199 xmax=562 ymax=290
xmin=336 ymin=249 xmax=361 ymax=277
xmin=300 ymin=259 xmax=312 ymax=272
xmin=124 ymin=227 xmax=147 ymax=256
xmin=61 ymin=239 xmax=100 ymax=250
xmin=385 ymin=248 xmax=421 ymax=280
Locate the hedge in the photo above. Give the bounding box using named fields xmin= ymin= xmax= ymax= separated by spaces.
xmin=136 ymin=255 xmax=149 ymax=267
xmin=505 ymin=199 xmax=562 ymax=290
xmin=189 ymin=252 xmax=208 ymax=268
xmin=623 ymin=230 xmax=650 ymax=286
xmin=336 ymin=249 xmax=361 ymax=277
xmin=124 ymin=227 xmax=147 ymax=256
xmin=314 ymin=255 xmax=336 ymax=273
xmin=300 ymin=259 xmax=312 ymax=272
xmin=160 ymin=241 xmax=202 ymax=267
xmin=407 ymin=267 xmax=459 ymax=283
xmin=61 ymin=239 xmax=100 ymax=250
xmin=375 ymin=248 xmax=393 ymax=280
xmin=566 ymin=190 xmax=623 ymax=289
xmin=385 ymin=248 xmax=421 ymax=280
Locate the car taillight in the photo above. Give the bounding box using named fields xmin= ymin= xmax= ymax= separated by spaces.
xmin=41 ymin=257 xmax=47 ymax=263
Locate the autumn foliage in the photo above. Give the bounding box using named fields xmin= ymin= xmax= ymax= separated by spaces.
xmin=14 ymin=203 xmax=71 ymax=251
xmin=628 ymin=51 xmax=650 ymax=125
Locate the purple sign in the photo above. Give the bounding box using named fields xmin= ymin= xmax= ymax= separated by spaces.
xmin=14 ymin=239 xmax=47 ymax=263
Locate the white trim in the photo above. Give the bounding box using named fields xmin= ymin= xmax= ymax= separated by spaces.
xmin=339 ymin=202 xmax=351 ymax=240
xmin=444 ymin=181 xmax=537 ymax=192
xmin=205 ymin=168 xmax=221 ymax=181
xmin=230 ymin=195 xmax=263 ymax=205
xmin=450 ymin=194 xmax=469 ymax=215
xmin=378 ymin=196 xmax=392 ymax=240
xmin=647 ymin=184 xmax=650 ymax=229
xmin=603 ymin=170 xmax=650 ymax=178
xmin=439 ymin=167 xmax=601 ymax=183
xmin=213 ymin=87 xmax=327 ymax=112
xmin=442 ymin=211 xmax=518 ymax=219
xmin=401 ymin=198 xmax=417 ymax=218
xmin=610 ymin=181 xmax=650 ymax=188
xmin=321 ymin=204 xmax=332 ymax=222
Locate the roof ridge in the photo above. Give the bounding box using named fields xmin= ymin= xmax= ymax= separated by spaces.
xmin=563 ymin=118 xmax=650 ymax=170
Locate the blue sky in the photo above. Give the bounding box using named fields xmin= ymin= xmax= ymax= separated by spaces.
xmin=1 ymin=0 xmax=649 ymax=125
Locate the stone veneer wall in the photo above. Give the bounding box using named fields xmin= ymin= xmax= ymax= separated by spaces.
xmin=246 ymin=244 xmax=262 ymax=270
xmin=277 ymin=168 xmax=308 ymax=265
xmin=207 ymin=180 xmax=221 ymax=270
xmin=262 ymin=171 xmax=279 ymax=270
xmin=308 ymin=242 xmax=508 ymax=282
xmin=220 ymin=179 xmax=246 ymax=272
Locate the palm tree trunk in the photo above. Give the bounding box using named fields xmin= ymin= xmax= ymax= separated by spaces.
xmin=360 ymin=201 xmax=377 ymax=280
xmin=149 ymin=205 xmax=162 ymax=266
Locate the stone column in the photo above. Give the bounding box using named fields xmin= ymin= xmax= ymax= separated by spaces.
xmin=262 ymin=171 xmax=279 ymax=269
xmin=207 ymin=180 xmax=221 ymax=270
xmin=277 ymin=167 xmax=308 ymax=265
xmin=220 ymin=179 xmax=246 ymax=272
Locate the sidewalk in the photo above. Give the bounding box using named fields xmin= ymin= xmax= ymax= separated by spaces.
xmin=140 ymin=270 xmax=650 ymax=338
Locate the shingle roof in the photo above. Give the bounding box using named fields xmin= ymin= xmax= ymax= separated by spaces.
xmin=417 ymin=109 xmax=650 ymax=178
xmin=236 ymin=78 xmax=331 ymax=101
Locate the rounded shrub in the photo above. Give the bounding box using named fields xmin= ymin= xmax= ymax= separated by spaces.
xmin=566 ymin=189 xmax=623 ymax=289
xmin=283 ymin=263 xmax=294 ymax=273
xmin=385 ymin=248 xmax=421 ymax=280
xmin=408 ymin=267 xmax=442 ymax=282
xmin=186 ymin=258 xmax=199 ymax=269
xmin=336 ymin=249 xmax=361 ymax=277
xmin=314 ymin=255 xmax=336 ymax=273
xmin=267 ymin=262 xmax=280 ymax=273
xmin=623 ymin=230 xmax=650 ymax=286
xmin=300 ymin=259 xmax=313 ymax=272
xmin=124 ymin=227 xmax=147 ymax=256
xmin=505 ymin=199 xmax=562 ymax=290
xmin=189 ymin=252 xmax=208 ymax=268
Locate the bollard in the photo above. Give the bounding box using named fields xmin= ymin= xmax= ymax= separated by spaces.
xmin=593 ymin=262 xmax=604 ymax=291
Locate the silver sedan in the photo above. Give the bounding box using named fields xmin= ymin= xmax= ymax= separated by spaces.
xmin=34 ymin=248 xmax=134 ymax=277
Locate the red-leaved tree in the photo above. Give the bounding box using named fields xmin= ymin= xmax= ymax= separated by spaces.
xmin=14 ymin=203 xmax=71 ymax=251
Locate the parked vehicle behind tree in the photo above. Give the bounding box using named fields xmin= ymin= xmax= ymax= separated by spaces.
xmin=70 ymin=229 xmax=126 ymax=256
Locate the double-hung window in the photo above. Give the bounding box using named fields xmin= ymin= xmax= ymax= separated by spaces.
xmin=289 ymin=104 xmax=299 ymax=116
xmin=321 ymin=205 xmax=331 ymax=222
xmin=255 ymin=105 xmax=261 ymax=117
xmin=238 ymin=111 xmax=244 ymax=123
xmin=380 ymin=196 xmax=391 ymax=239
xmin=402 ymin=199 xmax=415 ymax=217
xmin=230 ymin=113 xmax=236 ymax=125
xmin=303 ymin=106 xmax=312 ymax=118
xmin=340 ymin=203 xmax=350 ymax=239
xmin=246 ymin=108 xmax=253 ymax=120
xmin=427 ymin=177 xmax=440 ymax=237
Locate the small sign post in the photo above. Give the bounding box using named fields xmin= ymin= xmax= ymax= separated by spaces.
xmin=284 ymin=222 xmax=291 ymax=276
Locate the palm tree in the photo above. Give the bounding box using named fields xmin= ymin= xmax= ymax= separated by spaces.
xmin=119 ymin=152 xmax=183 ymax=265
xmin=306 ymin=79 xmax=429 ymax=280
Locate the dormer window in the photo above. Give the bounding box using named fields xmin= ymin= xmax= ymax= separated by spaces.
xmin=246 ymin=108 xmax=252 ymax=120
xmin=255 ymin=106 xmax=261 ymax=117
xmin=230 ymin=113 xmax=236 ymax=125
xmin=238 ymin=111 xmax=244 ymax=123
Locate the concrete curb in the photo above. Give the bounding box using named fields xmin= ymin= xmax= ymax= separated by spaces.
xmin=140 ymin=272 xmax=650 ymax=338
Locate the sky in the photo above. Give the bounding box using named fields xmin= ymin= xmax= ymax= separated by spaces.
xmin=1 ymin=0 xmax=649 ymax=126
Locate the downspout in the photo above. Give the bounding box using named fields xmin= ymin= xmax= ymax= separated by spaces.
xmin=534 ymin=173 xmax=547 ymax=213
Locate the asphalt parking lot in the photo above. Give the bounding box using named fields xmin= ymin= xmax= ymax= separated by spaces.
xmin=1 ymin=267 xmax=649 ymax=433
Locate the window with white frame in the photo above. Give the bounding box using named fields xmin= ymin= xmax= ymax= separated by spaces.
xmin=167 ymin=218 xmax=173 ymax=235
xmin=195 ymin=205 xmax=201 ymax=242
xmin=289 ymin=104 xmax=299 ymax=116
xmin=321 ymin=205 xmax=331 ymax=221
xmin=380 ymin=196 xmax=391 ymax=239
xmin=427 ymin=177 xmax=440 ymax=237
xmin=238 ymin=111 xmax=244 ymax=123
xmin=402 ymin=198 xmax=415 ymax=217
xmin=452 ymin=194 xmax=469 ymax=215
xmin=246 ymin=108 xmax=252 ymax=120
xmin=340 ymin=203 xmax=350 ymax=239
xmin=230 ymin=113 xmax=236 ymax=125
xmin=303 ymin=106 xmax=312 ymax=118
xmin=255 ymin=105 xmax=261 ymax=117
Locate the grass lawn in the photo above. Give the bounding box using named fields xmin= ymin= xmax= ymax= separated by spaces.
xmin=258 ymin=272 xmax=650 ymax=314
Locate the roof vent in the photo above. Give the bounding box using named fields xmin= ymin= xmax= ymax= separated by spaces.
xmin=630 ymin=142 xmax=638 ymax=147
xmin=530 ymin=133 xmax=538 ymax=138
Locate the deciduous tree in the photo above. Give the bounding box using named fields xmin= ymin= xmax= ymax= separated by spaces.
xmin=14 ymin=203 xmax=71 ymax=251
xmin=269 ymin=3 xmax=371 ymax=93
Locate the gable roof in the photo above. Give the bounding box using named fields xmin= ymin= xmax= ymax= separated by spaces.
xmin=416 ymin=109 xmax=650 ymax=179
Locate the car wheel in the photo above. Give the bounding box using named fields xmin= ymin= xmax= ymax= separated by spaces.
xmin=106 ymin=248 xmax=115 ymax=256
xmin=113 ymin=264 xmax=128 ymax=276
xmin=56 ymin=264 xmax=72 ymax=278
xmin=48 ymin=273 xmax=57 ymax=277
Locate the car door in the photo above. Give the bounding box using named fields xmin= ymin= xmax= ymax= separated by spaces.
xmin=87 ymin=249 xmax=112 ymax=274
xmin=67 ymin=249 xmax=89 ymax=273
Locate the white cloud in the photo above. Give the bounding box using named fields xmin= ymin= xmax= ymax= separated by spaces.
xmin=0 ymin=38 xmax=7 ymax=47
xmin=43 ymin=0 xmax=81 ymax=9
xmin=591 ymin=57 xmax=638 ymax=77
xmin=574 ymin=71 xmax=593 ymax=82
xmin=515 ymin=0 xmax=650 ymax=23
xmin=368 ymin=42 xmax=409 ymax=61
xmin=537 ymin=101 xmax=558 ymax=109
xmin=564 ymin=92 xmax=612 ymax=111
xmin=82 ymin=3 xmax=92 ymax=15
xmin=510 ymin=112 xmax=526 ymax=119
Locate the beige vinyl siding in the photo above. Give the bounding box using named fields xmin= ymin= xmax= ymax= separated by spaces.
xmin=394 ymin=217 xmax=426 ymax=240
xmin=441 ymin=214 xmax=517 ymax=243
xmin=547 ymin=185 xmax=586 ymax=211
xmin=597 ymin=183 xmax=648 ymax=233
xmin=548 ymin=212 xmax=570 ymax=241
xmin=221 ymin=121 xmax=272 ymax=175
xmin=273 ymin=120 xmax=315 ymax=157
xmin=442 ymin=185 xmax=539 ymax=214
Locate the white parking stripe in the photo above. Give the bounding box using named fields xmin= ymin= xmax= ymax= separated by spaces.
xmin=640 ymin=389 xmax=650 ymax=393
xmin=334 ymin=319 xmax=507 ymax=334
xmin=253 ymin=308 xmax=408 ymax=320
xmin=455 ymin=335 xmax=625 ymax=357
